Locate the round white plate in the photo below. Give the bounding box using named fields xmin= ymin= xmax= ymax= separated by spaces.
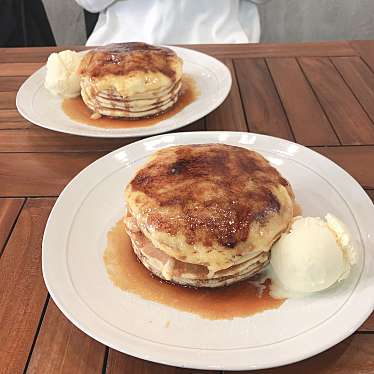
xmin=16 ymin=47 xmax=231 ymax=138
xmin=42 ymin=131 xmax=374 ymax=370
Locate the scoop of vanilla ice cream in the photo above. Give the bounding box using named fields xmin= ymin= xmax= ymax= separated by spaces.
xmin=270 ymin=214 xmax=356 ymax=294
xmin=45 ymin=50 xmax=82 ymax=98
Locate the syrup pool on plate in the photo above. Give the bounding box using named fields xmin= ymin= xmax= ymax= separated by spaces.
xmin=63 ymin=75 xmax=199 ymax=129
xmin=104 ymin=219 xmax=285 ymax=320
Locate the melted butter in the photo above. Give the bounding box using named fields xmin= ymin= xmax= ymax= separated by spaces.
xmin=62 ymin=75 xmax=198 ymax=129
xmin=103 ymin=219 xmax=285 ymax=320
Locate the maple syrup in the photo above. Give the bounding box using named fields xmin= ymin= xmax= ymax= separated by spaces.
xmin=62 ymin=75 xmax=198 ymax=129
xmin=104 ymin=219 xmax=285 ymax=320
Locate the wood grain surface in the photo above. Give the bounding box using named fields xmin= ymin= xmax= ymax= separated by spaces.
xmin=227 ymin=334 xmax=374 ymax=374
xmin=299 ymin=57 xmax=374 ymax=145
xmin=267 ymin=57 xmax=339 ymax=146
xmin=0 ymin=76 xmax=27 ymax=92
xmin=234 ymin=58 xmax=294 ymax=139
xmin=0 ymin=128 xmax=132 ymax=153
xmin=106 ymin=351 xmax=218 ymax=374
xmin=0 ymin=199 xmax=54 ymax=373
xmin=331 ymin=56 xmax=374 ymax=123
xmin=27 ymin=300 xmax=106 ymax=374
xmin=313 ymin=145 xmax=374 ymax=188
xmin=0 ymin=152 xmax=103 ymax=196
xmin=1 ymin=42 xmax=373 ymax=374
xmin=0 ymin=91 xmax=17 ymax=109
xmin=0 ymin=62 xmax=43 ymax=76
xmin=0 ymin=198 xmax=24 ymax=255
xmin=351 ymin=40 xmax=374 ymax=71
xmin=0 ymin=41 xmax=355 ymax=63
xmin=206 ymin=59 xmax=247 ymax=131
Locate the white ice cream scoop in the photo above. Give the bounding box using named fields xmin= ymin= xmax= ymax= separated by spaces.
xmin=270 ymin=214 xmax=356 ymax=294
xmin=45 ymin=50 xmax=82 ymax=98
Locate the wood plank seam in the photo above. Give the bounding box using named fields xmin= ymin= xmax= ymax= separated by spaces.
xmin=233 ymin=58 xmax=294 ymax=139
xmin=295 ymin=58 xmax=343 ymax=145
xmin=330 ymin=57 xmax=374 ymax=128
xmin=23 ymin=295 xmax=51 ymax=374
xmin=350 ymin=41 xmax=374 ymax=73
xmin=299 ymin=57 xmax=374 ymax=145
xmin=266 ymin=57 xmax=340 ymax=146
xmin=0 ymin=198 xmax=26 ymax=257
xmin=264 ymin=59 xmax=296 ymax=141
xmin=358 ymin=55 xmax=374 ymax=76
xmin=102 ymin=347 xmax=109 ymax=373
xmin=203 ymin=116 xmax=207 ymax=131
xmin=230 ymin=61 xmax=251 ymax=132
xmin=0 ymin=195 xmax=60 ymax=199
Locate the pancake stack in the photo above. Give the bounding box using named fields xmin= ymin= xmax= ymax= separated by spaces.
xmin=124 ymin=144 xmax=296 ymax=288
xmin=78 ymin=42 xmax=183 ymax=119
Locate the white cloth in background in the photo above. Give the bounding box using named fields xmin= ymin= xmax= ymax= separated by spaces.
xmin=75 ymin=0 xmax=262 ymax=45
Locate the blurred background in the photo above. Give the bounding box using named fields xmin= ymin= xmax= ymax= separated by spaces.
xmin=3 ymin=0 xmax=374 ymax=47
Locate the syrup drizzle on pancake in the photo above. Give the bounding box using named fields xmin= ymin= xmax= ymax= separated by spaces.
xmin=79 ymin=42 xmax=179 ymax=79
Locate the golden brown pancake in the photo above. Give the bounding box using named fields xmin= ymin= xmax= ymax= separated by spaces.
xmin=79 ymin=42 xmax=183 ymax=119
xmin=124 ymin=144 xmax=295 ymax=287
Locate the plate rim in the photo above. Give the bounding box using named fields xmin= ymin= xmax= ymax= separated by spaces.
xmin=42 ymin=131 xmax=374 ymax=370
xmin=16 ymin=46 xmax=232 ymax=138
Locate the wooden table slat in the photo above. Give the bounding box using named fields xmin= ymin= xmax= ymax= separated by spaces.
xmin=0 ymin=41 xmax=356 ymax=64
xmin=267 ymin=57 xmax=340 ymax=146
xmin=0 ymin=62 xmax=43 ymax=77
xmin=0 ymin=198 xmax=24 ymax=255
xmin=331 ymin=56 xmax=374 ymax=124
xmin=366 ymin=189 xmax=374 ymax=202
xmin=0 ymin=109 xmax=26 ymax=122
xmin=351 ymin=40 xmax=374 ymax=72
xmin=0 ymin=118 xmax=206 ymax=152
xmin=179 ymin=118 xmax=206 ymax=132
xmin=0 ymin=46 xmax=88 ymax=63
xmin=0 ymin=152 xmax=104 ymax=197
xmin=299 ymin=57 xmax=374 ymax=145
xmin=206 ymin=59 xmax=247 ymax=131
xmin=0 ymin=91 xmax=17 ymax=109
xmin=26 ymin=300 xmax=106 ymax=374
xmin=0 ymin=120 xmax=32 ymax=129
xmin=226 ymin=334 xmax=374 ymax=373
xmin=0 ymin=128 xmax=134 ymax=153
xmin=312 ymin=145 xmax=374 ymax=189
xmin=234 ymin=58 xmax=294 ymax=140
xmin=0 ymin=199 xmax=54 ymax=373
xmin=192 ymin=41 xmax=357 ymax=58
xmin=106 ymin=349 xmax=219 ymax=374
xmin=359 ymin=311 xmax=374 ymax=332
xmin=0 ymin=76 xmax=27 ymax=92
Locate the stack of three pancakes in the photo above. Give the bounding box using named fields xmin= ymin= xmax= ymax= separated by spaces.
xmin=124 ymin=144 xmax=296 ymax=288
xmin=79 ymin=42 xmax=183 ymax=119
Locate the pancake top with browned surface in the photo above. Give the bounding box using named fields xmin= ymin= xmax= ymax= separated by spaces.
xmin=126 ymin=145 xmax=295 ymax=265
xmin=79 ymin=42 xmax=181 ymax=80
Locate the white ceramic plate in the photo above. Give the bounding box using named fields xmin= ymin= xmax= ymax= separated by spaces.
xmin=42 ymin=132 xmax=374 ymax=370
xmin=16 ymin=47 xmax=231 ymax=138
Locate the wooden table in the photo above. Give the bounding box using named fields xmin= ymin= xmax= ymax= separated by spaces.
xmin=0 ymin=41 xmax=373 ymax=373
